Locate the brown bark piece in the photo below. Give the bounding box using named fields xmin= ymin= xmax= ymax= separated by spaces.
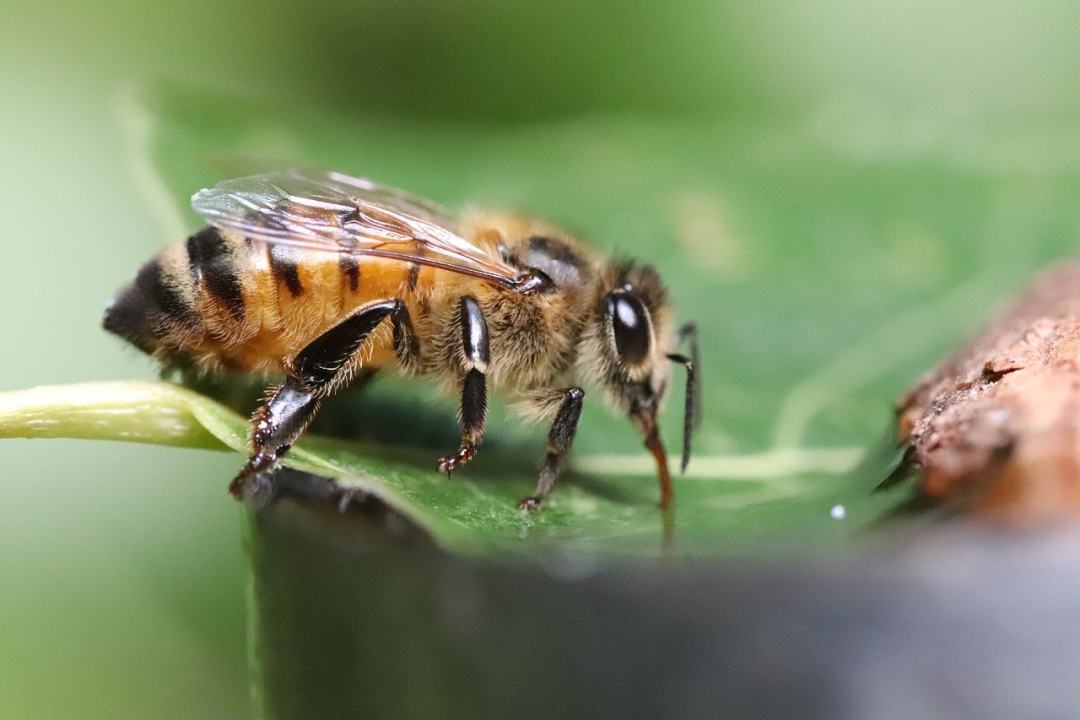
xmin=898 ymin=260 xmax=1080 ymax=521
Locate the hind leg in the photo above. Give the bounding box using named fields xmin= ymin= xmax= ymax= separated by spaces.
xmin=229 ymin=299 xmax=412 ymax=499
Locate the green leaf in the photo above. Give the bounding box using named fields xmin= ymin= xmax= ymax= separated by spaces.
xmin=10 ymin=86 xmax=1080 ymax=555
xmin=0 ymin=380 xmax=903 ymax=555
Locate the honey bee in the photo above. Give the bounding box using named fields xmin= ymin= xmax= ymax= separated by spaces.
xmin=103 ymin=169 xmax=699 ymax=510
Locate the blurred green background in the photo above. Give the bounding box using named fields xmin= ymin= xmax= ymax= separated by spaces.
xmin=4 ymin=1 xmax=1080 ymax=717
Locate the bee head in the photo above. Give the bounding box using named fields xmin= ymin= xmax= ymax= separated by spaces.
xmin=598 ymin=264 xmax=671 ymax=403
xmin=580 ymin=262 xmax=698 ymax=506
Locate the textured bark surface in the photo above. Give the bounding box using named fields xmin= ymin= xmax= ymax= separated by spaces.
xmin=898 ymin=261 xmax=1080 ymax=520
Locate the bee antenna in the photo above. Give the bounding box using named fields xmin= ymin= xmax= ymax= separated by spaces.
xmin=666 ymin=352 xmax=697 ymax=472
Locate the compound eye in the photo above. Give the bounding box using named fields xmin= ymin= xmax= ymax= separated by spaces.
xmin=606 ymin=291 xmax=652 ymax=366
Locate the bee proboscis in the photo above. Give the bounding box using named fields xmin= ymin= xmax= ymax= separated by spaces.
xmin=104 ymin=169 xmax=700 ymax=510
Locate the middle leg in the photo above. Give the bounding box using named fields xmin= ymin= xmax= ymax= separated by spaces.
xmin=438 ymin=296 xmax=490 ymax=475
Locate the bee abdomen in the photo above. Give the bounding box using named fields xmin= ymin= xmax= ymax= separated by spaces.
xmin=104 ymin=226 xmax=251 ymax=364
xmin=106 ymin=225 xmax=430 ymax=372
xmin=268 ymin=243 xmax=304 ymax=297
xmin=103 ymin=251 xmax=201 ymax=358
xmin=339 ymin=254 xmax=360 ymax=293
xmin=187 ymin=227 xmax=245 ymax=321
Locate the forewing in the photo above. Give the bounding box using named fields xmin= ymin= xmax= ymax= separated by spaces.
xmin=191 ymin=169 xmax=526 ymax=287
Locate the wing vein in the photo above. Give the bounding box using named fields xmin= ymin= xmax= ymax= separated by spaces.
xmin=190 ymin=168 xmax=534 ymax=291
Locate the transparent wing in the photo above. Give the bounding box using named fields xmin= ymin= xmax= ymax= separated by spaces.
xmin=191 ymin=169 xmax=538 ymax=291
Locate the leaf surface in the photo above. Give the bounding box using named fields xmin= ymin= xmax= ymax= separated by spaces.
xmin=9 ymin=87 xmax=1080 ymax=554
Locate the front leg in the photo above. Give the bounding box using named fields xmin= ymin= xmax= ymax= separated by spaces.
xmin=438 ymin=297 xmax=490 ymax=475
xmin=518 ymin=387 xmax=585 ymax=512
xmin=229 ymin=299 xmax=406 ymax=500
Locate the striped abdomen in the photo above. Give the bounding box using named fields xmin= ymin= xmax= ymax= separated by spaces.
xmin=103 ymin=226 xmax=431 ymax=373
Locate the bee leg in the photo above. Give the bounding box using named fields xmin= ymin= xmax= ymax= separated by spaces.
xmin=438 ymin=297 xmax=490 ymax=476
xmin=229 ymin=381 xmax=320 ymax=503
xmin=229 ymin=299 xmax=404 ymax=500
xmin=518 ymin=387 xmax=585 ymax=512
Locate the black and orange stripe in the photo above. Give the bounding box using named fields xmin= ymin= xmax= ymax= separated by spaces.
xmin=186 ymin=227 xmax=244 ymax=321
